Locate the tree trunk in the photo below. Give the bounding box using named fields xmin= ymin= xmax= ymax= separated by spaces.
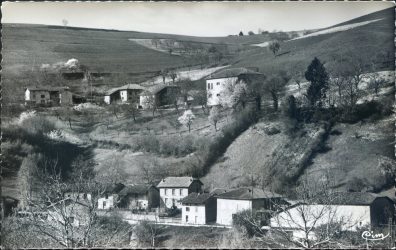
xmin=68 ymin=118 xmax=72 ymax=129
xmin=255 ymin=95 xmax=261 ymax=111
xmin=271 ymin=92 xmax=278 ymax=111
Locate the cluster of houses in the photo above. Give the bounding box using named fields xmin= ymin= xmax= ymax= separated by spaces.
xmin=86 ymin=176 xmax=394 ymax=236
xmin=23 ymin=66 xmax=266 ymax=109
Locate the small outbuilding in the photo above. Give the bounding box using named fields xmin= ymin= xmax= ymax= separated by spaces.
xmin=118 ymin=184 xmax=160 ymax=210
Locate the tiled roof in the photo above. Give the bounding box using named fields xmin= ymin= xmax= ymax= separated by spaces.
xmin=210 ymin=188 xmax=229 ymax=196
xmin=104 ymin=183 xmax=125 ymax=194
xmin=105 ymin=83 xmax=145 ymax=95
xmin=139 ymin=84 xmax=179 ymax=96
xmin=181 ymin=192 xmax=212 ymax=205
xmin=215 ymin=187 xmax=282 ymax=200
xmin=206 ymin=67 xmax=263 ymax=80
xmin=314 ymin=192 xmax=390 ymax=206
xmin=156 ymin=177 xmax=202 ymax=188
xmin=26 ymin=86 xmax=70 ymax=91
xmin=118 ymin=184 xmax=156 ymax=197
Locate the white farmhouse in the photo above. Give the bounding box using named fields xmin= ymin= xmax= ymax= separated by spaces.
xmin=97 ymin=183 xmax=125 ymax=210
xmin=25 ymin=86 xmax=73 ymax=106
xmin=104 ymin=83 xmax=145 ymax=105
xmin=157 ymin=177 xmax=203 ymax=209
xmin=216 ymin=187 xmax=284 ymax=226
xmin=205 ymin=67 xmax=264 ymax=106
xmin=270 ymin=192 xmax=395 ymax=241
xmin=180 ymin=188 xmax=228 ymax=225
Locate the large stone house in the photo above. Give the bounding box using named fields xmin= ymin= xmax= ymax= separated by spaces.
xmin=118 ymin=184 xmax=160 ymax=210
xmin=216 ymin=187 xmax=285 ymax=226
xmin=157 ymin=177 xmax=203 ymax=209
xmin=25 ymin=86 xmax=73 ymax=106
xmin=104 ymin=83 xmax=145 ymax=105
xmin=139 ymin=85 xmax=182 ymax=109
xmin=270 ymin=192 xmax=395 ymax=240
xmin=205 ymin=67 xmax=265 ymax=106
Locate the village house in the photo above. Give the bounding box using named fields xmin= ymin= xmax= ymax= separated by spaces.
xmin=270 ymin=192 xmax=395 ymax=240
xmin=118 ymin=184 xmax=160 ymax=210
xmin=139 ymin=84 xmax=182 ymax=109
xmin=104 ymin=83 xmax=145 ymax=105
xmin=97 ymin=183 xmax=125 ymax=210
xmin=205 ymin=67 xmax=265 ymax=106
xmin=216 ymin=187 xmax=285 ymax=226
xmin=25 ymin=86 xmax=74 ymax=106
xmin=180 ymin=188 xmax=228 ymax=225
xmin=157 ymin=177 xmax=203 ymax=209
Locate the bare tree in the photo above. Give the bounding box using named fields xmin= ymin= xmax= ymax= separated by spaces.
xmin=208 ymin=106 xmax=222 ymax=131
xmin=142 ymin=94 xmax=157 ymax=117
xmin=160 ymin=69 xmax=168 ymax=84
xmin=264 ymin=74 xmax=288 ymax=111
xmin=134 ymin=220 xmax=160 ymax=247
xmin=178 ymin=109 xmax=195 ymax=133
xmin=268 ymin=41 xmax=281 ymax=57
xmin=367 ymin=72 xmax=385 ymax=96
xmin=169 ymin=70 xmax=178 ymax=84
xmin=13 ymin=159 xmax=132 ymax=248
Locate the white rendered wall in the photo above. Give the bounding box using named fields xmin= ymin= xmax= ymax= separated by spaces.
xmin=216 ymin=198 xmax=252 ymax=225
xmin=206 ymin=77 xmax=238 ymax=106
xmin=181 ymin=205 xmax=206 ymax=225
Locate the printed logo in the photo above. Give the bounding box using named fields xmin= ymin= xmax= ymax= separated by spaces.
xmin=361 ymin=231 xmax=390 ymax=241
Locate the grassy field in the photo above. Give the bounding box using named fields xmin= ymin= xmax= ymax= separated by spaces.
xmin=232 ymin=7 xmax=394 ymax=76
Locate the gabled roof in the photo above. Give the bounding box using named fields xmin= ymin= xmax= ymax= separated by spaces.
xmin=26 ymin=86 xmax=70 ymax=92
xmin=210 ymin=188 xmax=229 ymax=196
xmin=206 ymin=67 xmax=264 ymax=80
xmin=181 ymin=192 xmax=212 ymax=205
xmin=118 ymin=184 xmax=157 ymax=197
xmin=139 ymin=84 xmax=180 ymax=96
xmin=314 ymin=192 xmax=393 ymax=206
xmin=215 ymin=187 xmax=282 ymax=200
xmin=104 ymin=183 xmax=125 ymax=194
xmin=157 ymin=177 xmax=203 ymax=188
xmin=105 ymin=83 xmax=145 ymax=96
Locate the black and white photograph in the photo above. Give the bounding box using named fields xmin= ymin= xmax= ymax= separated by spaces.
xmin=1 ymin=1 xmax=395 ymax=248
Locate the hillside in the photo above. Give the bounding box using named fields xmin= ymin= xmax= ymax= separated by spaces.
xmin=232 ymin=7 xmax=394 ymax=76
xmin=2 ymin=7 xmax=395 ymax=201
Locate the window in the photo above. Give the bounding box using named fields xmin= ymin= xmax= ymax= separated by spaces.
xmin=166 ymin=189 xmax=169 ymax=195
xmin=105 ymin=194 xmax=108 ymax=199
xmin=69 ymin=216 xmax=74 ymax=224
xmin=217 ymin=82 xmax=220 ymax=85
xmin=216 ymin=94 xmax=220 ymax=97
xmin=179 ymin=189 xmax=182 ymax=196
xmin=208 ymin=83 xmax=210 ymax=90
xmin=41 ymin=94 xmax=45 ymax=98
xmin=172 ymin=189 xmax=175 ymax=195
xmin=195 ymin=207 xmax=198 ymax=212
xmin=211 ymin=83 xmax=214 ymax=89
xmin=83 ymin=193 xmax=87 ymax=199
xmin=208 ymin=94 xmax=212 ymax=98
xmin=186 ymin=207 xmax=190 ymax=212
xmin=41 ymin=100 xmax=45 ymax=104
xmin=103 ymin=201 xmax=106 ymax=208
xmin=186 ymin=215 xmax=189 ymax=222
